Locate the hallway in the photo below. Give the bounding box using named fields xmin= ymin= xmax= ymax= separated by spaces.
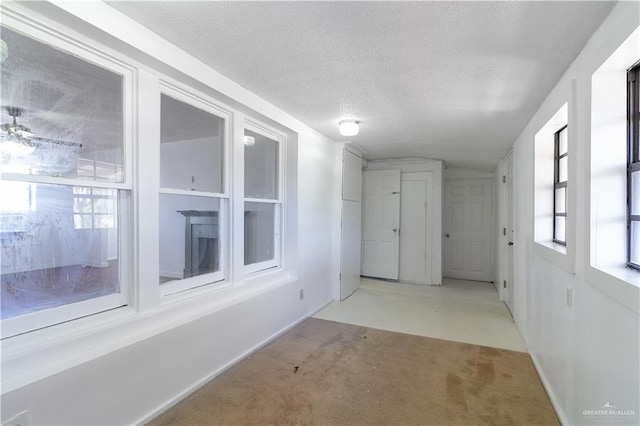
xmin=314 ymin=278 xmax=527 ymax=352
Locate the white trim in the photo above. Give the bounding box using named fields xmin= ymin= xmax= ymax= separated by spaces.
xmin=1 ymin=8 xmax=135 ymax=189
xmin=0 ymin=174 xmax=132 ymax=190
xmin=529 ymin=351 xmax=570 ymax=426
xmin=244 ymin=197 xmax=281 ymax=204
xmin=159 ymin=188 xmax=228 ymax=199
xmin=243 ymin=119 xmax=285 ymax=275
xmin=585 ymin=265 xmax=640 ymax=314
xmin=135 ymin=308 xmax=311 ymax=425
xmin=1 ymin=292 xmax=127 ymax=339
xmin=160 ymin=272 xmax=226 ymax=297
xmin=1 ymin=270 xmax=298 ymax=393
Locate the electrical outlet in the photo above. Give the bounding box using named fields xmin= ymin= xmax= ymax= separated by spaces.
xmin=3 ymin=411 xmax=29 ymax=426
xmin=299 ymin=289 xmax=304 ymax=300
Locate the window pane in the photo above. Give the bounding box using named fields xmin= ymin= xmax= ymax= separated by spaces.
xmin=244 ymin=130 xmax=278 ymax=199
xmin=558 ymin=127 xmax=568 ymax=156
xmin=558 ymin=156 xmax=568 ymax=182
xmin=554 ymin=216 xmax=566 ymax=243
xmin=244 ymin=202 xmax=275 ymax=265
xmin=632 ymin=171 xmax=640 ymax=216
xmin=1 ymin=182 xmax=121 ymax=319
xmin=159 ymin=193 xmax=220 ymax=284
xmin=160 ymin=95 xmax=224 ymax=193
xmin=1 ymin=26 xmax=124 ymax=181
xmin=554 ymin=187 xmax=566 ymax=214
xmin=631 ymin=222 xmax=640 ymax=265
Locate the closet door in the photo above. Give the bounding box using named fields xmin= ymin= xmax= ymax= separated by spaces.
xmin=399 ymin=172 xmax=433 ymax=285
xmin=361 ymin=170 xmax=401 ymax=279
xmin=340 ymin=149 xmax=362 ymax=300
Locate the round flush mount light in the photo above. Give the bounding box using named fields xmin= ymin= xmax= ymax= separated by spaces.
xmin=339 ymin=119 xmax=359 ymax=137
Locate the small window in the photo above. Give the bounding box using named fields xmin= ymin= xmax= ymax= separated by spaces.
xmin=158 ymin=92 xmax=228 ymax=294
xmin=244 ymin=126 xmax=282 ymax=273
xmin=628 ymin=64 xmax=640 ymax=270
xmin=553 ymin=125 xmax=568 ymax=245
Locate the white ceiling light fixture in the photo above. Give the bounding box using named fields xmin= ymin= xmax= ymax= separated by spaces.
xmin=339 ymin=119 xmax=359 ymax=137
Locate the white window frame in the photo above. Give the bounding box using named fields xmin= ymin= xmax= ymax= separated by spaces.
xmin=533 ymin=103 xmax=575 ymax=271
xmin=158 ymin=82 xmax=231 ymax=296
xmin=588 ymin=25 xmax=640 ymax=313
xmin=243 ymin=119 xmax=284 ymax=275
xmin=0 ymin=15 xmax=135 ymax=338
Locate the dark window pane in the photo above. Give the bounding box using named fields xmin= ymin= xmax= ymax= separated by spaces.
xmin=159 ymin=193 xmax=220 ymax=284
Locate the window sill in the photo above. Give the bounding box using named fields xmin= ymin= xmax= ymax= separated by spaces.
xmin=534 ymin=241 xmax=574 ymax=273
xmin=586 ymin=264 xmax=640 ymax=313
xmin=1 ymin=270 xmax=298 ymax=394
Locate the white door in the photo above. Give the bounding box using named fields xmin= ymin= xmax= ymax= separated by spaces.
xmin=340 ymin=149 xmax=362 ymax=300
xmin=443 ymin=179 xmax=493 ymax=282
xmin=504 ymin=152 xmax=515 ymax=313
xmin=399 ymin=172 xmax=433 ymax=285
xmin=340 ymin=200 xmax=362 ymax=300
xmin=362 ymin=170 xmax=401 ymax=279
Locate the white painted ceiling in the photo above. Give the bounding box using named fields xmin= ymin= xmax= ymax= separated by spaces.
xmin=107 ymin=1 xmax=615 ymax=170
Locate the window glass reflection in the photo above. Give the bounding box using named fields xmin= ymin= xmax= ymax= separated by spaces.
xmin=0 ymin=26 xmax=124 ymax=181
xmin=0 ymin=181 xmax=121 ymax=319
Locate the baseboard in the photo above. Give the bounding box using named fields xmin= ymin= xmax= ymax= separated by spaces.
xmin=135 ymin=311 xmax=314 ymax=425
xmin=529 ymin=351 xmax=569 ymax=426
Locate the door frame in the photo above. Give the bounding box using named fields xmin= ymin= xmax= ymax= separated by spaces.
xmin=499 ymin=151 xmax=515 ymax=313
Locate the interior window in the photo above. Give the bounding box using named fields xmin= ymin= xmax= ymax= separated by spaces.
xmin=244 ymin=127 xmax=281 ymax=271
xmin=158 ymin=93 xmax=226 ymax=292
xmin=553 ymin=125 xmax=568 ymax=245
xmin=628 ymin=63 xmax=640 ymax=269
xmin=0 ymin=26 xmax=126 ymax=323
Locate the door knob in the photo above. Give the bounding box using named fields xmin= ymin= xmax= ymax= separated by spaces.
xmin=393 ymin=228 xmax=398 ymax=233
xmin=445 ymin=234 xmax=450 ymax=238
xmin=508 ymin=241 xmax=514 ymax=246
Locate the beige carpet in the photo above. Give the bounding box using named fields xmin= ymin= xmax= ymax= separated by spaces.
xmin=149 ymin=318 xmax=559 ymax=425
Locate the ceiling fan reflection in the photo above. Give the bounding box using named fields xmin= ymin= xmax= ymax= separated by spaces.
xmin=0 ymin=106 xmax=82 ymax=156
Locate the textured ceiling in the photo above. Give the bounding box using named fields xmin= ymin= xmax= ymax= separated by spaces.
xmin=107 ymin=1 xmax=615 ymax=170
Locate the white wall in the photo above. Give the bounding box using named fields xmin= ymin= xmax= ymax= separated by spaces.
xmin=0 ymin=2 xmax=340 ymax=425
xmin=364 ymin=158 xmax=443 ymax=285
xmin=504 ymin=2 xmax=640 ymax=424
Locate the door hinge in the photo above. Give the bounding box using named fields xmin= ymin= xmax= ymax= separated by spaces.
xmin=340 ymin=273 xmax=342 ymax=280
xmin=503 ymin=280 xmax=507 ymax=288
xmin=503 ymin=228 xmax=506 ymax=236
xmin=502 ymin=175 xmax=506 ymax=183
